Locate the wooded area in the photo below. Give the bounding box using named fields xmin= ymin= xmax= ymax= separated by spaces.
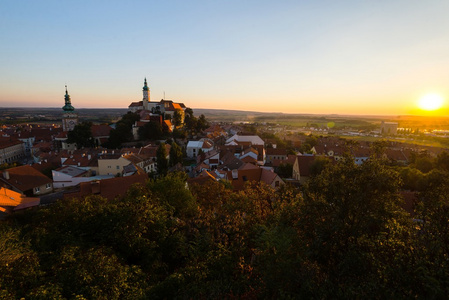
xmin=1 ymin=156 xmax=448 ymax=299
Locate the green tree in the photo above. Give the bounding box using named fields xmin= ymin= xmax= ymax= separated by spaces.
xmin=169 ymin=142 xmax=183 ymax=167
xmin=184 ymin=108 xmax=196 ymax=132
xmin=157 ymin=143 xmax=169 ymax=175
xmin=436 ymin=151 xmax=449 ymax=172
xmin=277 ymin=163 xmax=293 ymax=178
xmin=298 ymin=157 xmax=413 ymax=298
xmin=67 ymin=122 xmax=94 ymax=148
xmin=309 ymin=156 xmax=331 ymax=176
xmin=196 ymin=114 xmax=209 ymax=132
xmin=173 ymin=109 xmax=183 ymax=128
xmin=138 ymin=121 xmax=163 ymax=140
xmin=106 ymin=112 xmax=139 ymax=148
xmin=413 ymin=170 xmax=449 ymax=298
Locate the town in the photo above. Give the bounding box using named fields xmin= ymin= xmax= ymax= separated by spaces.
xmin=1 ymin=80 xmax=449 ymax=298
xmin=1 ymin=78 xmax=448 ymax=215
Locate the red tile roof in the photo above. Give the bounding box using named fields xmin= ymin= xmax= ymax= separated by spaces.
xmin=65 ymin=172 xmax=148 ymax=201
xmin=91 ymin=124 xmax=111 ymax=137
xmin=1 ymin=166 xmax=52 ymax=193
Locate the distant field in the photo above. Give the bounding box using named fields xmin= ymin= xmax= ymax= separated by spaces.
xmin=343 ymin=135 xmax=449 ymax=149
xmin=197 ymin=109 xmax=449 ymax=131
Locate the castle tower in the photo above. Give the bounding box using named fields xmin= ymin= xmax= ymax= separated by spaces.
xmin=142 ymin=77 xmax=150 ymax=110
xmin=62 ymin=86 xmax=79 ymax=131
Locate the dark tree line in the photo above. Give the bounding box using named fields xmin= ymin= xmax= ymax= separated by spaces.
xmin=1 ymin=157 xmax=449 ymax=298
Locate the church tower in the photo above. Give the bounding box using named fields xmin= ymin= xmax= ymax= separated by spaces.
xmin=62 ymin=86 xmax=79 ymax=131
xmin=142 ymin=77 xmax=150 ymax=110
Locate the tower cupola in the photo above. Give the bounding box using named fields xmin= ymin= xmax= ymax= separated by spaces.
xmin=62 ymin=85 xmax=75 ymax=112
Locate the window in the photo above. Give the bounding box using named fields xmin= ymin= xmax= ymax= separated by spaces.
xmin=46 ymin=183 xmax=51 ymax=189
xmin=34 ymin=187 xmax=40 ymax=193
xmin=275 ymin=181 xmax=280 ymax=187
xmin=116 ymin=166 xmax=120 ymax=170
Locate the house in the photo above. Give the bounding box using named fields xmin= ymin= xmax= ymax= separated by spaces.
xmin=204 ymin=124 xmax=227 ymax=139
xmin=91 ymin=124 xmax=112 ymax=146
xmin=240 ymin=147 xmax=259 ymax=165
xmin=0 ymin=187 xmax=40 ymax=218
xmin=225 ymin=134 xmax=264 ymax=146
xmin=292 ymin=155 xmax=318 ymax=184
xmin=265 ymin=148 xmax=288 ymax=164
xmin=0 ymin=166 xmax=54 ymax=197
xmin=52 ymin=165 xmax=111 ymax=189
xmin=60 ymin=150 xmax=99 ymax=175
xmin=0 ymin=139 xmax=25 ymax=164
xmin=197 ymin=149 xmax=220 ymax=169
xmin=187 ymin=170 xmax=217 ymax=186
xmin=97 ymin=154 xmax=132 ymax=176
xmin=225 ymin=167 xmax=284 ymax=191
xmin=64 ymin=171 xmax=148 ymax=201
xmin=186 ymin=139 xmax=214 ymax=158
xmin=353 ymin=148 xmax=371 ymax=165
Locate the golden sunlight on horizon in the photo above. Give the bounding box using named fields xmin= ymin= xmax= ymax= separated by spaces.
xmin=417 ymin=93 xmax=445 ymax=112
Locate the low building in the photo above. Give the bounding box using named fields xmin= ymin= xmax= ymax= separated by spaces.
xmin=265 ymin=148 xmax=288 ymax=164
xmin=186 ymin=139 xmax=214 ymax=158
xmin=1 ymin=166 xmax=54 ymax=197
xmin=64 ymin=171 xmax=148 ymax=201
xmin=381 ymin=121 xmax=398 ymax=135
xmin=225 ymin=167 xmax=284 ymax=191
xmin=0 ymin=187 xmax=40 ymax=218
xmin=0 ymin=139 xmax=25 ymax=164
xmin=292 ymin=155 xmax=317 ymax=184
xmin=97 ymin=154 xmax=132 ymax=176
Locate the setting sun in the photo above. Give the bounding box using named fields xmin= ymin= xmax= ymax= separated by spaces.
xmin=418 ymin=93 xmax=444 ymax=111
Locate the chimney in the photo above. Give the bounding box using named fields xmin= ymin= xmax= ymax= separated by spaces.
xmin=231 ymin=169 xmax=238 ymax=180
xmin=3 ymin=171 xmax=10 ymax=180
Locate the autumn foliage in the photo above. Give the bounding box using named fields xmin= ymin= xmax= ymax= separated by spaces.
xmin=1 ymin=158 xmax=449 ymax=299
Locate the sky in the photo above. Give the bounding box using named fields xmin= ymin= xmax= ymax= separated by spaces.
xmin=1 ymin=0 xmax=449 ymax=116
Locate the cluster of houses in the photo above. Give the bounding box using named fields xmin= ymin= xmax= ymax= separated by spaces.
xmin=1 ymin=79 xmax=446 ymax=218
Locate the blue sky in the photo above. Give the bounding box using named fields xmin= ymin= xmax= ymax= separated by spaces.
xmin=1 ymin=0 xmax=449 ymax=115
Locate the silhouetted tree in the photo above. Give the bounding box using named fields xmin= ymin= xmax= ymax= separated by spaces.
xmin=67 ymin=122 xmax=94 ymax=148
xmin=156 ymin=143 xmax=168 ymax=175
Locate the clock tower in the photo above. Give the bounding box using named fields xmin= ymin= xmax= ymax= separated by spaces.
xmin=62 ymin=86 xmax=79 ymax=131
xmin=142 ymin=77 xmax=150 ymax=110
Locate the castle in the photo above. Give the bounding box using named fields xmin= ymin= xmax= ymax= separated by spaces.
xmin=128 ymin=78 xmax=186 ymax=120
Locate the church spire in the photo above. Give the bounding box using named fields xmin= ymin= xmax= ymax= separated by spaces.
xmin=62 ymin=85 xmax=75 ymax=112
xmin=143 ymin=77 xmax=149 ymax=91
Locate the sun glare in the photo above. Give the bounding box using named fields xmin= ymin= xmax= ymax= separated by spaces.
xmin=418 ymin=93 xmax=444 ymax=111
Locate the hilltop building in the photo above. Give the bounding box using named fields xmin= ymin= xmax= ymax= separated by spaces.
xmin=128 ymin=78 xmax=186 ymax=120
xmin=128 ymin=78 xmax=187 ymax=137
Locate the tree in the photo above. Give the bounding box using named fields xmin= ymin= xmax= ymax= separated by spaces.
xmin=173 ymin=109 xmax=183 ymax=128
xmin=309 ymin=156 xmax=331 ymax=176
xmin=157 ymin=143 xmax=169 ymax=175
xmin=169 ymin=142 xmax=183 ymax=167
xmin=138 ymin=121 xmax=163 ymax=140
xmin=67 ymin=122 xmax=94 ymax=148
xmin=277 ymin=163 xmax=293 ymax=178
xmin=436 ymin=151 xmax=449 ymax=172
xmin=106 ymin=112 xmax=139 ymax=148
xmin=298 ymin=157 xmax=413 ymax=298
xmin=196 ymin=114 xmax=209 ymax=132
xmin=184 ymin=108 xmax=196 ymax=130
